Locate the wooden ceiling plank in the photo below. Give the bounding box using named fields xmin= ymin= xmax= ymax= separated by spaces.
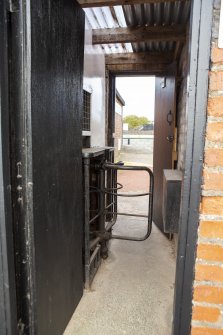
xmin=78 ymin=0 xmax=188 ymax=8
xmin=93 ymin=25 xmax=186 ymax=44
xmin=105 ymin=51 xmax=174 ymax=65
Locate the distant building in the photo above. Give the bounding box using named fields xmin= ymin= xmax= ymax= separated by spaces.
xmin=114 ymin=90 xmax=125 ymax=161
xmin=139 ymin=123 xmax=154 ymax=131
xmin=123 ymin=123 xmax=129 ymax=131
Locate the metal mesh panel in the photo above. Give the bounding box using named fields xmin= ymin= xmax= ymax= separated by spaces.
xmin=83 ymin=90 xmax=91 ymax=131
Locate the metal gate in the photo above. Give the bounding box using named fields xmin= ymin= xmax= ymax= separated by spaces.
xmin=82 ymin=147 xmax=154 ymax=288
xmin=103 ymin=162 xmax=154 ymax=242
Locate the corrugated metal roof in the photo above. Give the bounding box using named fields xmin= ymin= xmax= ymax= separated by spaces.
xmin=84 ymin=1 xmax=190 ymax=54
xmin=84 ymin=6 xmax=133 ymax=53
xmin=123 ymin=1 xmax=190 ymax=52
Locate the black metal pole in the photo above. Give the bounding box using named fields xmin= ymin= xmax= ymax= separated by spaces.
xmin=84 ymin=158 xmax=90 ymax=289
xmin=99 ymin=167 xmax=108 ymax=259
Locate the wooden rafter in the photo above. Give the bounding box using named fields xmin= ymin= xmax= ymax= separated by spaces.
xmin=174 ymin=41 xmax=184 ymax=61
xmin=105 ymin=51 xmax=174 ymax=65
xmin=106 ymin=63 xmax=175 ymax=75
xmin=93 ymin=25 xmax=186 ymax=44
xmin=78 ymin=0 xmax=188 ymax=8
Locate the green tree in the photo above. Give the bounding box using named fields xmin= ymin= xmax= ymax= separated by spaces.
xmin=138 ymin=116 xmax=150 ymax=126
xmin=123 ymin=115 xmax=150 ymax=129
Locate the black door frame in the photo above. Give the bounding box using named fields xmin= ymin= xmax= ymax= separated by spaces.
xmin=173 ymin=0 xmax=213 ymax=334
xmin=106 ymin=1 xmax=213 ymax=334
xmin=0 ymin=0 xmax=17 ymax=334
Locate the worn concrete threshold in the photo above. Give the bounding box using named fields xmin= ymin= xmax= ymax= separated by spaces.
xmin=64 ymin=196 xmax=176 ymax=335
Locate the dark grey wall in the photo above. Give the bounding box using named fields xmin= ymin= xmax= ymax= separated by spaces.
xmin=173 ymin=0 xmax=214 ymax=333
xmin=0 ymin=112 xmax=14 ymax=335
xmin=172 ymin=43 xmax=189 ymax=254
xmin=0 ymin=125 xmax=16 ymax=335
xmin=177 ymin=44 xmax=189 ymax=172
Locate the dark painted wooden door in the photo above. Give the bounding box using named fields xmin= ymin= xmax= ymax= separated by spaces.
xmin=153 ymin=76 xmax=175 ymax=234
xmin=9 ymin=0 xmax=85 ymax=333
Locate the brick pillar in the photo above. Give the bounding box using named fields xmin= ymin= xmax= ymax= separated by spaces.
xmin=191 ymin=7 xmax=223 ymax=334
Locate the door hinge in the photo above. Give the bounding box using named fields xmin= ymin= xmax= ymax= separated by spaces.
xmin=7 ymin=0 xmax=20 ymax=12
xmin=16 ymin=162 xmax=23 ymax=203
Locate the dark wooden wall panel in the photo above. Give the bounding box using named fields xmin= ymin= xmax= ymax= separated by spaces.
xmin=30 ymin=0 xmax=85 ymax=333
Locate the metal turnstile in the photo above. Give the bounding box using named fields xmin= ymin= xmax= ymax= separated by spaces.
xmin=82 ymin=147 xmax=116 ymax=289
xmin=103 ymin=162 xmax=154 ymax=241
xmin=82 ymin=147 xmax=154 ymax=289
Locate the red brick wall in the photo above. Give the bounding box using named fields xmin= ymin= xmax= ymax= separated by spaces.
xmin=191 ymin=3 xmax=223 ymax=334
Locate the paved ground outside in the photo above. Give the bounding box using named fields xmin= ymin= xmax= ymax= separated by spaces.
xmin=119 ymin=138 xmax=153 ymax=167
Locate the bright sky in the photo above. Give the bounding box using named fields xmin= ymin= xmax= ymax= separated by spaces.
xmin=116 ymin=77 xmax=155 ymax=121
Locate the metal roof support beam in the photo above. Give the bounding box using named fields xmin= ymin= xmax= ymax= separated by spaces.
xmin=78 ymin=0 xmax=189 ymax=8
xmin=105 ymin=51 xmax=174 ymax=65
xmin=93 ymin=25 xmax=186 ymax=44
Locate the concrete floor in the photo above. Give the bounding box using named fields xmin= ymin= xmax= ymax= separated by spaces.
xmin=65 ymin=145 xmax=175 ymax=335
xmin=64 ymin=196 xmax=176 ymax=335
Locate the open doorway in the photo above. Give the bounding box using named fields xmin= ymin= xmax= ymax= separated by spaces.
xmin=115 ymin=77 xmax=155 ymax=168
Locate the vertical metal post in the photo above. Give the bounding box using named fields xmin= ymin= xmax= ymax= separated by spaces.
xmin=107 ymin=74 xmax=116 ymax=147
xmin=99 ymin=167 xmax=108 ymax=259
xmin=84 ymin=157 xmax=90 ymax=289
xmin=114 ymin=169 xmax=117 ymax=221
